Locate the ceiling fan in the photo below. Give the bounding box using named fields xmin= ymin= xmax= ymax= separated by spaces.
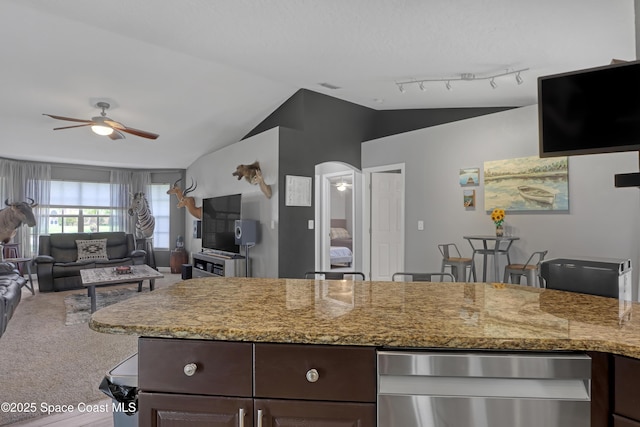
xmin=333 ymin=178 xmax=353 ymax=192
xmin=43 ymin=102 xmax=159 ymax=140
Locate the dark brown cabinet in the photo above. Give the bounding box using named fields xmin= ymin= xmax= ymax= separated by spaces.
xmin=139 ymin=393 xmax=253 ymax=427
xmin=254 ymin=399 xmax=375 ymax=426
xmin=614 ymin=414 xmax=640 ymax=427
xmin=138 ymin=338 xmax=376 ymax=427
xmin=613 ymin=355 xmax=640 ymax=427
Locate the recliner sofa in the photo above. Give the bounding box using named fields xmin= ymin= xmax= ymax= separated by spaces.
xmin=0 ymin=262 xmax=24 ymax=338
xmin=35 ymin=232 xmax=146 ymax=292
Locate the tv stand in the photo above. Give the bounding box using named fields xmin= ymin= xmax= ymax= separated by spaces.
xmin=192 ymin=252 xmax=246 ymax=278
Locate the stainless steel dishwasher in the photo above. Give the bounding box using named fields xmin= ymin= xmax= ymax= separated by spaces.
xmin=378 ymin=350 xmax=591 ymax=427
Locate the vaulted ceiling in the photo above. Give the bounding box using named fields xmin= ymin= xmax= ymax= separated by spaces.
xmin=1 ymin=0 xmax=635 ymax=169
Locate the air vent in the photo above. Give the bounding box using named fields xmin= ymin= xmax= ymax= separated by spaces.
xmin=319 ymin=82 xmax=341 ymax=90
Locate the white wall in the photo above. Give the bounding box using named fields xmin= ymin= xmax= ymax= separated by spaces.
xmin=186 ymin=127 xmax=279 ymax=278
xmin=363 ymin=105 xmax=640 ymax=296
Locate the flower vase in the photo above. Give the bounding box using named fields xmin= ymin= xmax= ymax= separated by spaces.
xmin=495 ymin=224 xmax=504 ymax=237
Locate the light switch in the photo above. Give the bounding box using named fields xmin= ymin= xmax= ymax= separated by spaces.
xmin=418 ymin=220 xmax=424 ymax=230
xmin=308 ymin=220 xmax=314 ymax=229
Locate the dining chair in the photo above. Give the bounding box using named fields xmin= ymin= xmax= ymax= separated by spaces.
xmin=503 ymin=250 xmax=548 ymax=287
xmin=438 ymin=243 xmax=476 ymax=282
xmin=392 ymin=272 xmax=456 ymax=282
xmin=304 ymin=271 xmax=366 ymax=280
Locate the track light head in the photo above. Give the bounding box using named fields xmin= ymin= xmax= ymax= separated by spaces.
xmin=418 ymin=82 xmax=426 ymax=92
xmin=490 ymin=78 xmax=497 ymax=89
xmin=445 ymin=81 xmax=452 ymax=91
xmin=398 ymin=83 xmax=405 ymax=93
xmin=515 ymin=72 xmax=523 ymax=85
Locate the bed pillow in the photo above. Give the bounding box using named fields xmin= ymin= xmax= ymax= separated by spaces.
xmin=76 ymin=239 xmax=109 ymax=261
xmin=330 ymin=227 xmax=351 ymax=240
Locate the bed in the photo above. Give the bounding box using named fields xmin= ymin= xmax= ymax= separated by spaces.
xmin=330 ymin=219 xmax=353 ymax=267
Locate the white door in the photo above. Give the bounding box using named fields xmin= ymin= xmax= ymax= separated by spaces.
xmin=370 ymin=171 xmax=404 ymax=281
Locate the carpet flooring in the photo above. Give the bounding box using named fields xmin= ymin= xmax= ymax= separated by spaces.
xmin=0 ymin=268 xmax=181 ymax=426
xmin=64 ymin=287 xmax=151 ymax=326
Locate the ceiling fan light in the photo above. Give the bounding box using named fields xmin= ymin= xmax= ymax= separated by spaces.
xmin=337 ymin=182 xmax=347 ymax=191
xmin=91 ymin=125 xmax=114 ymax=136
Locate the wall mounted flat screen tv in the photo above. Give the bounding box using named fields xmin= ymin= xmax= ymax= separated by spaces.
xmin=201 ymin=194 xmax=241 ymax=254
xmin=538 ymin=60 xmax=640 ymax=158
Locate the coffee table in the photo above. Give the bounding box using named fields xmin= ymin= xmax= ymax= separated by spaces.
xmin=80 ymin=264 xmax=164 ymax=313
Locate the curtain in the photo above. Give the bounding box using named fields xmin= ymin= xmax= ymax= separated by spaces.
xmin=110 ymin=170 xmax=151 ymax=235
xmin=0 ymin=158 xmax=51 ymax=257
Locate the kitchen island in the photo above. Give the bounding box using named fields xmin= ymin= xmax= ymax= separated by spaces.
xmin=90 ymin=277 xmax=640 ymax=426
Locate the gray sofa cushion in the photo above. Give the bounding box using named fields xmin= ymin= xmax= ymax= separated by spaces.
xmin=93 ymin=232 xmax=129 ymax=259
xmin=50 ymin=233 xmax=91 ymax=262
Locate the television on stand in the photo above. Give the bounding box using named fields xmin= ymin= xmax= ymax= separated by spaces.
xmin=538 ymin=60 xmax=640 ymax=187
xmin=201 ymin=194 xmax=242 ymax=256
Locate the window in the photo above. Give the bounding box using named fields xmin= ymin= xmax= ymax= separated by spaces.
xmin=48 ymin=181 xmax=116 ymax=233
xmin=148 ymin=184 xmax=170 ymax=249
xmin=46 ymin=181 xmax=171 ymax=248
xmin=47 ymin=207 xmax=114 ymax=233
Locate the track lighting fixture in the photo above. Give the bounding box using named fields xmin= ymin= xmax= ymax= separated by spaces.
xmin=395 ymin=67 xmax=529 ymax=93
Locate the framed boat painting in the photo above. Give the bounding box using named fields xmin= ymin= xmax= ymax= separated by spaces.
xmin=484 ymin=155 xmax=569 ymax=212
xmin=460 ymin=168 xmax=480 ymax=186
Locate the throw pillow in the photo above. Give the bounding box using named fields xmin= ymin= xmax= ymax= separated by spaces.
xmin=76 ymin=239 xmax=109 ymax=261
xmin=330 ymin=227 xmax=351 ymax=240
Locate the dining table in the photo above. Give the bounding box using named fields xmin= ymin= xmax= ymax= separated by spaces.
xmin=463 ymin=235 xmax=520 ymax=282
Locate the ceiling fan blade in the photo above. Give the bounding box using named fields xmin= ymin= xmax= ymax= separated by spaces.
xmin=119 ymin=127 xmax=159 ymax=140
xmin=104 ymin=120 xmax=159 ymax=140
xmin=52 ymin=123 xmax=94 ymax=130
xmin=43 ymin=114 xmax=93 ymax=124
xmin=108 ymin=130 xmax=125 ymax=140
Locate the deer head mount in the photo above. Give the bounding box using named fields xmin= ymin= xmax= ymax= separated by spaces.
xmin=167 ymin=178 xmax=203 ymax=219
xmin=232 ymin=161 xmax=272 ymax=199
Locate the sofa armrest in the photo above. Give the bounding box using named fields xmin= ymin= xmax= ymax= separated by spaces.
xmin=35 ymin=255 xmax=55 ymax=264
xmin=130 ymin=249 xmax=147 ymax=265
xmin=34 ymin=255 xmax=55 ymax=292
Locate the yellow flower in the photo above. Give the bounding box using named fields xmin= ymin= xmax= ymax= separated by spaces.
xmin=490 ymin=208 xmax=506 ymax=226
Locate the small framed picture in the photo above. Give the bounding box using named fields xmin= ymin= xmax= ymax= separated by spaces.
xmin=460 ymin=168 xmax=480 ymax=186
xmin=463 ymin=189 xmax=476 ymax=208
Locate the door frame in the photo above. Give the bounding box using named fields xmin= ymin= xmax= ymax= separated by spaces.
xmin=362 ymin=163 xmax=405 ymax=280
xmin=314 ymin=162 xmax=361 ymax=272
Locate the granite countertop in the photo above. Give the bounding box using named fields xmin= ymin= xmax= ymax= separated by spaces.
xmin=89 ymin=277 xmax=640 ymax=358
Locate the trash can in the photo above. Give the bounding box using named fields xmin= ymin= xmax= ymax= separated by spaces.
xmin=99 ymin=353 xmax=138 ymax=427
xmin=541 ymin=257 xmax=633 ymax=317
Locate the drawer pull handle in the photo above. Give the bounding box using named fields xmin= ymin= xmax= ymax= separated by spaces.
xmin=238 ymin=408 xmax=245 ymax=427
xmin=257 ymin=409 xmax=263 ymax=427
xmin=183 ymin=363 xmax=198 ymax=376
xmin=306 ymin=368 xmax=319 ymax=383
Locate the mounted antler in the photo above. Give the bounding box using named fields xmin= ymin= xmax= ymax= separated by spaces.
xmin=166 ymin=178 xmax=202 ymax=219
xmin=183 ymin=179 xmax=197 ymax=196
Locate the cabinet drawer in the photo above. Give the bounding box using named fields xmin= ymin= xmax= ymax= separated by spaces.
xmin=254 ymin=343 xmax=376 ymax=402
xmin=139 ymin=337 xmax=252 ymax=397
xmin=615 ymin=355 xmax=640 ymax=421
